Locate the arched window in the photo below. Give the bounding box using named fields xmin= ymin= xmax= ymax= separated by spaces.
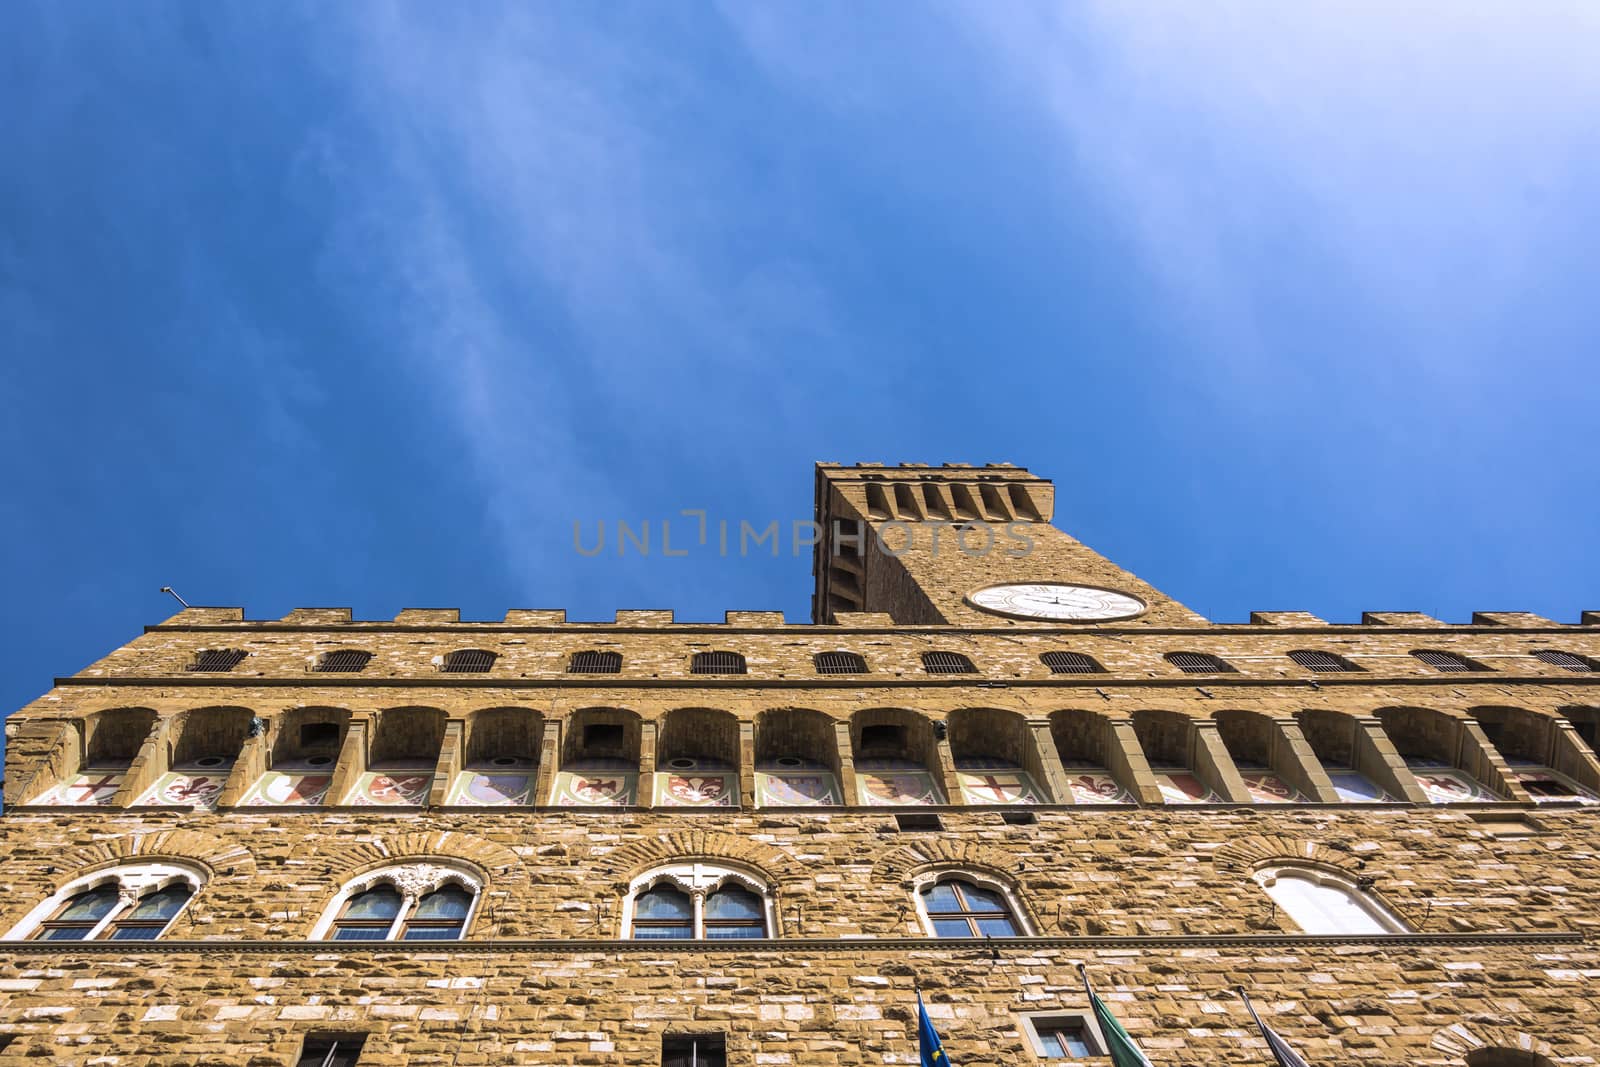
xmin=1412 ymin=649 xmax=1489 ymax=673
xmin=1041 ymin=652 xmax=1104 ymax=675
xmin=1287 ymin=650 xmax=1362 ymax=673
xmin=1165 ymin=652 xmax=1236 ymax=674
xmin=814 ymin=651 xmax=867 ymax=675
xmin=1534 ymin=649 xmax=1599 ymax=673
xmin=312 ymin=863 xmax=482 ymax=942
xmin=914 ymin=874 xmax=1027 ymax=938
xmin=922 ymin=651 xmax=976 ymax=675
xmin=188 ymin=649 xmax=247 ymax=673
xmin=691 ymin=651 xmax=746 ymax=675
xmin=6 ymin=862 xmax=203 ymax=942
xmin=623 ymin=863 xmax=773 ymax=940
xmin=441 ymin=649 xmax=497 ymax=674
xmin=568 ymin=650 xmax=622 ymax=674
xmin=1253 ymin=866 xmax=1406 ymax=935
xmin=315 ymin=650 xmax=372 ymax=673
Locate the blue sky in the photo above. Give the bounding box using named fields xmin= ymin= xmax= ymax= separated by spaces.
xmin=2 ymin=2 xmax=1598 ymax=717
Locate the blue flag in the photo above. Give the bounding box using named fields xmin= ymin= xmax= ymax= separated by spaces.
xmin=917 ymin=991 xmax=952 ymax=1067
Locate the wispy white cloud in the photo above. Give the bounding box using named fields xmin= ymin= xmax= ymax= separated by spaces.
xmin=950 ymin=2 xmax=1600 ymax=376
xmin=295 ymin=5 xmax=863 ymax=599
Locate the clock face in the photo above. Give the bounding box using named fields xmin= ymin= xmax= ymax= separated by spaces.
xmin=966 ymin=583 xmax=1146 ymax=622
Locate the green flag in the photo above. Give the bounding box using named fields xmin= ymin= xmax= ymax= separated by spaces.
xmin=1078 ymin=964 xmax=1156 ymax=1067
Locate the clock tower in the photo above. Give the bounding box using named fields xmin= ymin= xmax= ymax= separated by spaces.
xmin=811 ymin=462 xmax=1206 ymax=626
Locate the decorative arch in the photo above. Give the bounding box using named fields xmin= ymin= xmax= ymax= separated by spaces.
xmin=51 ymin=828 xmax=255 ymax=879
xmin=593 ymin=829 xmax=798 ymax=890
xmin=1376 ymin=705 xmax=1507 ymax=803
xmin=1433 ymin=1024 xmax=1557 ymax=1065
xmin=1214 ymin=836 xmax=1358 ymax=875
xmin=873 ymin=839 xmax=1029 ymax=888
xmin=311 ymin=830 xmax=525 ymax=886
xmin=947 ymin=707 xmax=1047 ymax=804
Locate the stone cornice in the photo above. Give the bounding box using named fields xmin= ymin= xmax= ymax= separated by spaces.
xmin=49 ymin=673 xmax=1600 ymax=690
xmin=0 ymin=931 xmax=1582 ymax=956
xmin=145 ymin=623 xmax=1596 ymax=635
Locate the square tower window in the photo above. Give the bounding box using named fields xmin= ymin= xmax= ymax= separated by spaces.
xmin=297 ymin=1033 xmax=367 ymax=1067
xmin=662 ymin=1034 xmax=726 ymax=1067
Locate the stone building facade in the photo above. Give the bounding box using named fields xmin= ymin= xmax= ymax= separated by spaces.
xmin=0 ymin=461 xmax=1597 ymax=1066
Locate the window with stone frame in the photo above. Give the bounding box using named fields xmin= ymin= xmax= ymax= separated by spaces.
xmin=1018 ymin=1012 xmax=1107 ymax=1059
xmin=624 ymin=863 xmax=773 ymax=941
xmin=312 ymin=863 xmax=481 ymax=942
xmin=913 ymin=872 xmax=1028 ymax=938
xmin=6 ymin=862 xmax=203 ymax=942
xmin=297 ymin=1033 xmax=368 ymax=1067
xmin=1252 ymin=865 xmax=1407 ymax=935
xmin=662 ymin=1033 xmax=727 ymax=1067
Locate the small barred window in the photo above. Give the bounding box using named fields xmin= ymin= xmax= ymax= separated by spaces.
xmin=1412 ymin=649 xmax=1487 ymax=673
xmin=814 ymin=651 xmax=867 ymax=675
xmin=441 ymin=649 xmax=497 ymax=674
xmin=1287 ymin=650 xmax=1362 ymax=673
xmin=297 ymin=1034 xmax=367 ymax=1067
xmin=1534 ymin=650 xmax=1599 ymax=673
xmin=1165 ymin=652 xmax=1236 ymax=674
xmin=1041 ymin=651 xmax=1104 ymax=674
xmin=315 ymin=650 xmax=372 ymax=673
xmin=188 ymin=649 xmax=246 ymax=673
xmin=922 ymin=651 xmax=976 ymax=675
xmin=691 ymin=651 xmax=747 ymax=675
xmin=569 ymin=651 xmax=622 ymax=674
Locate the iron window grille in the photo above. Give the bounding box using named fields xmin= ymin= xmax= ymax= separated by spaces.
xmin=922 ymin=651 xmax=976 ymax=675
xmin=814 ymin=651 xmax=867 ymax=675
xmin=1412 ymin=649 xmax=1488 ymax=673
xmin=315 ymin=650 xmax=372 ymax=673
xmin=1535 ymin=650 xmax=1599 ymax=673
xmin=662 ymin=1034 xmax=727 ymax=1067
xmin=691 ymin=651 xmax=747 ymax=675
xmin=1040 ymin=651 xmax=1104 ymax=674
xmin=1165 ymin=652 xmax=1236 ymax=674
xmin=188 ymin=649 xmax=246 ymax=673
xmin=569 ymin=650 xmax=622 ymax=674
xmin=1288 ymin=650 xmax=1362 ymax=673
xmin=441 ymin=649 xmax=496 ymax=674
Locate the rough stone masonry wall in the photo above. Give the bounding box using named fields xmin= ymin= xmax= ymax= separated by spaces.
xmin=2 ymin=606 xmax=1597 ymax=1065
xmin=0 ymin=805 xmax=1597 ymax=1064
xmin=0 ymin=941 xmax=1594 ymax=1067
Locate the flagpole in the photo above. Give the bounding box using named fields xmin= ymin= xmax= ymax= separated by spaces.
xmin=1235 ymin=986 xmax=1268 ymax=1037
xmin=1076 ymin=961 xmax=1094 ymax=1002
